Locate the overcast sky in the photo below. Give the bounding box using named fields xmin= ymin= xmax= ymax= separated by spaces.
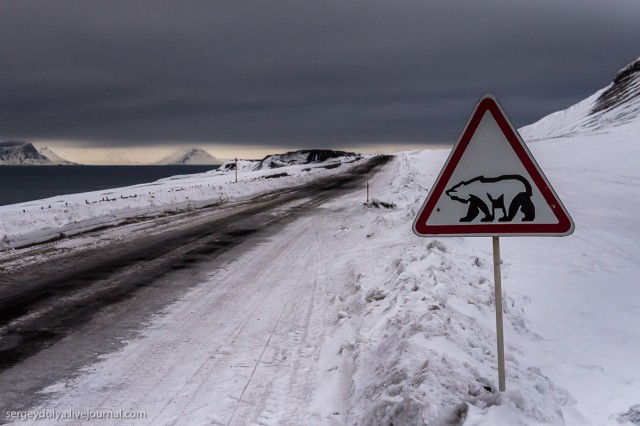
xmin=1 ymin=0 xmax=639 ymax=160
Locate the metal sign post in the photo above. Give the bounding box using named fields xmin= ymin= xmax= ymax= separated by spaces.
xmin=492 ymin=236 xmax=506 ymax=392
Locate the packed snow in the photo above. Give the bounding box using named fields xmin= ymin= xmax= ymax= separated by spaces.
xmin=3 ymin=59 xmax=640 ymax=424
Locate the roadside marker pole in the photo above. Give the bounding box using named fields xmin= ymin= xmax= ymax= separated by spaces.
xmin=235 ymin=157 xmax=238 ymax=183
xmin=492 ymin=236 xmax=506 ymax=392
xmin=366 ymin=180 xmax=369 ymax=203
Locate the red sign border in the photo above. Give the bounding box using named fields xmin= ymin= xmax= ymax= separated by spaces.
xmin=413 ymin=94 xmax=574 ymax=237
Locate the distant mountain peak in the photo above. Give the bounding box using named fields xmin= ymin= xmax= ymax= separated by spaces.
xmin=37 ymin=146 xmax=77 ymax=165
xmin=157 ymin=148 xmax=222 ymax=165
xmin=0 ymin=141 xmax=52 ymax=165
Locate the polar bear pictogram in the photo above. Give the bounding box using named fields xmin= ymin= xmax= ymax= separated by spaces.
xmin=445 ymin=175 xmax=536 ymax=223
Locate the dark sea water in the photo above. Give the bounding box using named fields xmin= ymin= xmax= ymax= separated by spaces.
xmin=0 ymin=165 xmax=219 ymax=206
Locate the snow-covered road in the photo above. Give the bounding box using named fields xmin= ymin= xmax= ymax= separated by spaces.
xmin=32 ymin=204 xmax=343 ymax=425
xmin=0 ymin=157 xmax=392 ymax=424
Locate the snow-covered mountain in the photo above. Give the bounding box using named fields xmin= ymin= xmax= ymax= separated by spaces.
xmin=157 ymin=148 xmax=222 ymax=165
xmin=0 ymin=141 xmax=77 ymax=165
xmin=0 ymin=141 xmax=55 ymax=165
xmin=520 ymin=56 xmax=640 ymax=141
xmin=218 ymin=159 xmax=261 ymax=172
xmin=254 ymin=149 xmax=361 ymax=170
xmin=218 ymin=149 xmax=362 ymax=172
xmin=37 ymin=146 xmax=77 ymax=165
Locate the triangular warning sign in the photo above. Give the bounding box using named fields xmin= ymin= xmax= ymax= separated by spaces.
xmin=413 ymin=94 xmax=574 ymax=237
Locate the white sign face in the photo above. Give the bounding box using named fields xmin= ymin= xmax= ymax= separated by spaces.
xmin=413 ymin=94 xmax=574 ymax=237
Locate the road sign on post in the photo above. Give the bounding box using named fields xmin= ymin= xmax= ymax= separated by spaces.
xmin=412 ymin=94 xmax=574 ymax=392
xmin=413 ymin=94 xmax=573 ymax=237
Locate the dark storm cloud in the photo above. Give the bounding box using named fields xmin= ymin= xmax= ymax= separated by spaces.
xmin=1 ymin=0 xmax=639 ymax=149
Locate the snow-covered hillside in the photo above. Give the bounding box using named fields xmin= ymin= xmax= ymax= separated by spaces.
xmin=157 ymin=148 xmax=222 ymax=165
xmin=520 ymin=56 xmax=640 ymax=140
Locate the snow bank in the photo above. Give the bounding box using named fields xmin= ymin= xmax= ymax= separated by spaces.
xmin=312 ymin=150 xmax=570 ymax=425
xmin=0 ymin=157 xmax=366 ymax=249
